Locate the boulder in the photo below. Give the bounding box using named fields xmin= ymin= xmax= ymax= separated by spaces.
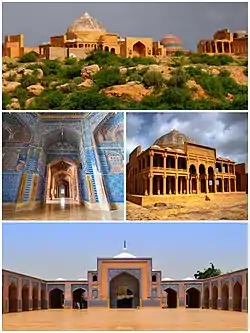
xmin=102 ymin=82 xmax=150 ymax=101
xmin=154 ymin=202 xmax=167 ymax=207
xmin=78 ymin=79 xmax=93 ymax=88
xmin=25 ymin=97 xmax=35 ymax=109
xmin=27 ymin=84 xmax=44 ymax=96
xmin=3 ymin=81 xmax=21 ymax=93
xmin=35 ymin=68 xmax=44 ymax=79
xmin=6 ymin=98 xmax=20 ymax=110
xmin=81 ymin=64 xmax=100 ymax=80
xmin=56 ymin=83 xmax=70 ymax=92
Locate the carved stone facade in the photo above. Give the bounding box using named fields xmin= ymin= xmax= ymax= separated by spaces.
xmin=126 ymin=130 xmax=246 ymax=199
xmin=2 ymin=254 xmax=248 ymax=313
xmin=197 ymin=29 xmax=248 ymax=55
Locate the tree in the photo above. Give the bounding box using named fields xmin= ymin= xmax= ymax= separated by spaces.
xmin=194 ymin=263 xmax=222 ymax=279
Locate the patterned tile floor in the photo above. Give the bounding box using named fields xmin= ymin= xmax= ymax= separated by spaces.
xmin=3 ymin=199 xmax=124 ymax=221
xmin=2 ymin=308 xmax=248 ymax=331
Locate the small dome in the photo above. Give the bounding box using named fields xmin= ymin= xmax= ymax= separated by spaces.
xmin=113 ymin=252 xmax=136 ymax=259
xmin=162 ymin=277 xmax=173 ymax=281
xmin=77 ymin=278 xmax=87 ymax=281
xmin=67 ymin=12 xmax=106 ymax=34
xmin=183 ymin=277 xmax=195 ymax=280
xmin=154 ymin=129 xmax=195 ymax=149
xmin=56 ymin=278 xmax=65 ymax=281
xmin=160 ymin=34 xmax=183 ymax=52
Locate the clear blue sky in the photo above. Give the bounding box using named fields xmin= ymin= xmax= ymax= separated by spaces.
xmin=2 ymin=223 xmax=247 ymax=280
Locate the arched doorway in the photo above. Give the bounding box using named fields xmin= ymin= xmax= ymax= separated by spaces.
xmin=22 ymin=285 xmax=29 ymax=311
xmin=8 ymin=283 xmax=18 ymax=313
xmin=49 ymin=288 xmax=64 ymax=309
xmin=41 ymin=288 xmax=47 ymax=309
xmin=104 ymin=46 xmax=109 ymax=52
xmin=111 ymin=48 xmax=116 ymax=54
xmin=212 ymin=286 xmax=218 ymax=309
xmin=186 ymin=288 xmax=200 ymax=308
xmin=109 ymin=272 xmax=140 ymax=308
xmin=72 ymin=288 xmax=88 ymax=309
xmin=203 ymin=287 xmax=209 ymax=309
xmin=233 ymin=282 xmax=242 ymax=311
xmin=133 ymin=41 xmax=146 ymax=57
xmin=199 ymin=164 xmax=206 ymax=193
xmin=189 ymin=165 xmax=197 ymax=194
xmin=165 ymin=288 xmax=177 ymax=308
xmin=221 ymin=284 xmax=229 ymax=310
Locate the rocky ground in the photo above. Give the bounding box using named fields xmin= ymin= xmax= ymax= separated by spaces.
xmin=126 ymin=193 xmax=248 ymax=221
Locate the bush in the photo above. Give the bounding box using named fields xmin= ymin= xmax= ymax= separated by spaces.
xmin=93 ymin=67 xmax=126 ymax=89
xmin=142 ymin=70 xmax=163 ymax=88
xmin=73 ymin=77 xmax=83 ymax=85
xmin=12 ymin=86 xmax=28 ymax=109
xmin=42 ymin=59 xmax=62 ymax=76
xmin=2 ymin=92 xmax=12 ymax=110
xmin=6 ymin=61 xmax=18 ymax=69
xmin=219 ymin=69 xmax=231 ymax=77
xmin=168 ymin=68 xmax=189 ymax=88
xmin=189 ymin=54 xmax=234 ymax=66
xmin=62 ymin=64 xmax=82 ymax=79
xmin=30 ymin=90 xmax=65 ymax=109
xmin=160 ymin=87 xmax=192 ymax=108
xmin=27 ymin=63 xmax=44 ymax=70
xmin=19 ymin=51 xmax=39 ymax=63
xmin=65 ymin=57 xmax=78 ymax=66
xmin=20 ymin=74 xmax=39 ymax=88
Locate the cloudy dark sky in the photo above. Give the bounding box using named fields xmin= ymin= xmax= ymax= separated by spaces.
xmin=126 ymin=112 xmax=248 ymax=168
xmin=2 ymin=2 xmax=248 ymax=50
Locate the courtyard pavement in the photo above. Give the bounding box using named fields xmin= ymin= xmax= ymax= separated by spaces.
xmin=2 ymin=308 xmax=248 ymax=331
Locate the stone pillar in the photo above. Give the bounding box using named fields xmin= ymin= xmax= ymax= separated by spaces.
xmin=222 ymin=178 xmax=224 ymax=193
xmin=175 ymin=156 xmax=178 ymax=170
xmin=149 ymin=151 xmax=154 ymax=169
xmin=175 ymin=175 xmax=178 ymax=194
xmin=29 ymin=283 xmax=33 ymax=310
xmin=163 ymin=175 xmax=166 ymax=195
xmin=215 ymin=42 xmax=218 ymax=53
xmin=186 ymin=176 xmax=189 ymax=194
xmin=196 ymin=176 xmax=200 ymax=194
xmin=64 ymin=283 xmax=72 ymax=309
xmin=234 ymin=178 xmax=236 ymax=192
xmin=149 ymin=173 xmax=153 ymax=196
xmin=168 ymin=177 xmax=172 ymax=195
xmin=242 ymin=272 xmax=248 ymax=312
xmin=17 ymin=278 xmax=22 ymax=312
xmin=180 ymin=177 xmax=182 ymax=194
xmin=157 ymin=177 xmax=160 ymax=195
xmin=228 ymin=178 xmax=231 ymax=192
xmin=37 ymin=283 xmax=41 ymax=310
xmin=228 ymin=278 xmax=233 ymax=311
xmin=222 ymin=42 xmax=225 ymax=53
xmin=218 ymin=282 xmax=222 ymax=310
xmin=206 ymin=176 xmax=209 ymax=194
xmin=190 ymin=177 xmax=192 ymax=194
xmin=163 ymin=153 xmax=167 ymax=170
xmin=214 ymin=177 xmax=217 ymax=193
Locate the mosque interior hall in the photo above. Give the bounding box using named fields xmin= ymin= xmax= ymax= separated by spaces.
xmin=2 ymin=112 xmax=124 ymax=220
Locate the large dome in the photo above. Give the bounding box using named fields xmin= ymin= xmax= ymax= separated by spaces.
xmin=67 ymin=12 xmax=106 ymax=34
xmin=160 ymin=34 xmax=183 ymax=52
xmin=153 ymin=129 xmax=195 ymax=149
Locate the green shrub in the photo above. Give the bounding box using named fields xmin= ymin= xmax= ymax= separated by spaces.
xmin=93 ymin=67 xmax=126 ymax=89
xmin=19 ymin=51 xmax=39 ymax=63
xmin=12 ymin=86 xmax=28 ymax=109
xmin=160 ymin=87 xmax=192 ymax=108
xmin=40 ymin=75 xmax=57 ymax=88
xmin=168 ymin=68 xmax=189 ymax=88
xmin=62 ymin=64 xmax=82 ymax=79
xmin=6 ymin=61 xmax=18 ymax=69
xmin=27 ymin=63 xmax=44 ymax=70
xmin=20 ymin=74 xmax=39 ymax=88
xmin=219 ymin=69 xmax=231 ymax=77
xmin=189 ymin=54 xmax=234 ymax=66
xmin=42 ymin=59 xmax=62 ymax=76
xmin=73 ymin=77 xmax=83 ymax=85
xmin=142 ymin=70 xmax=163 ymax=88
xmin=65 ymin=57 xmax=78 ymax=66
xmin=30 ymin=90 xmax=65 ymax=109
xmin=2 ymin=92 xmax=12 ymax=110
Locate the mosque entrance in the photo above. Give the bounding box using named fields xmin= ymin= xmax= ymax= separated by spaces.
xmin=109 ymin=272 xmax=140 ymax=308
xmin=133 ymin=41 xmax=146 ymax=57
xmin=49 ymin=288 xmax=64 ymax=309
xmin=72 ymin=288 xmax=88 ymax=309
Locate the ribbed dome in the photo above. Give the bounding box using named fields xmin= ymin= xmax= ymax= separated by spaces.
xmin=160 ymin=34 xmax=183 ymax=52
xmin=153 ymin=129 xmax=195 ymax=149
xmin=67 ymin=12 xmax=106 ymax=34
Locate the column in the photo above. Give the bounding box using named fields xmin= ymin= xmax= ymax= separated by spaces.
xmin=163 ymin=175 xmax=166 ymax=195
xmin=228 ymin=278 xmax=233 ymax=311
xmin=196 ymin=176 xmax=200 ymax=194
xmin=228 ymin=178 xmax=231 ymax=192
xmin=190 ymin=177 xmax=192 ymax=194
xmin=180 ymin=177 xmax=182 ymax=194
xmin=64 ymin=283 xmax=72 ymax=309
xmin=186 ymin=176 xmax=189 ymax=194
xmin=206 ymin=176 xmax=209 ymax=194
xmin=168 ymin=177 xmax=172 ymax=195
xmin=163 ymin=153 xmax=167 ymax=169
xmin=157 ymin=177 xmax=160 ymax=195
xmin=17 ymin=278 xmax=22 ymax=312
xmin=242 ymin=272 xmax=248 ymax=312
xmin=149 ymin=151 xmax=154 ymax=169
xmin=175 ymin=175 xmax=178 ymax=195
xmin=215 ymin=42 xmax=218 ymax=53
xmin=29 ymin=282 xmax=33 ymax=310
xmin=222 ymin=177 xmax=224 ymax=193
xmin=175 ymin=156 xmax=178 ymax=170
xmin=222 ymin=42 xmax=225 ymax=54
xmin=38 ymin=283 xmax=41 ymax=310
xmin=149 ymin=173 xmax=153 ymax=196
xmin=234 ymin=178 xmax=236 ymax=192
xmin=214 ymin=177 xmax=217 ymax=193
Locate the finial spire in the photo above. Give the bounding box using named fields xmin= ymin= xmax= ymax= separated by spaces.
xmin=123 ymin=240 xmax=127 ymax=251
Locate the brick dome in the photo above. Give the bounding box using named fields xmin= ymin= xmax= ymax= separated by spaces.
xmin=153 ymin=129 xmax=195 ymax=149
xmin=67 ymin=12 xmax=106 ymax=34
xmin=160 ymin=34 xmax=183 ymax=52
